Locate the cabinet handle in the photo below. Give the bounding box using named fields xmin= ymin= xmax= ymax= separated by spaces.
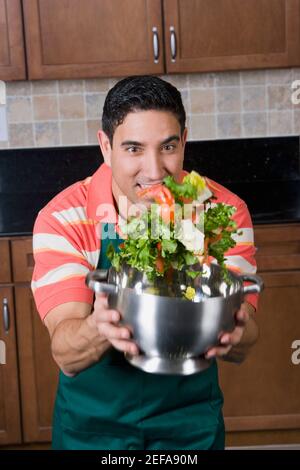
xmin=152 ymin=27 xmax=159 ymax=63
xmin=170 ymin=26 xmax=177 ymax=62
xmin=3 ymin=298 xmax=10 ymax=334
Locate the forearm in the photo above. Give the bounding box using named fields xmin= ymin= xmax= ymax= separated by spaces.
xmin=51 ymin=314 xmax=111 ymax=376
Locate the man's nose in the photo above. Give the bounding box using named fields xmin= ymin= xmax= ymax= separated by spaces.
xmin=144 ymin=151 xmax=165 ymax=181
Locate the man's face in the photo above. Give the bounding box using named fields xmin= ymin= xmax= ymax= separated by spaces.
xmin=98 ymin=110 xmax=187 ymax=213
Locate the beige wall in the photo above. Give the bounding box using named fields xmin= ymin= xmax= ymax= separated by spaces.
xmin=0 ymin=68 xmax=299 ymax=149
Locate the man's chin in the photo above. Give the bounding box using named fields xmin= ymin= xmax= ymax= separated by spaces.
xmin=116 ymin=192 xmax=150 ymax=218
xmin=136 ymin=198 xmax=152 ymax=208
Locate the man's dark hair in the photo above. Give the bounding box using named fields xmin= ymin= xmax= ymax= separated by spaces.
xmin=102 ymin=75 xmax=186 ymax=147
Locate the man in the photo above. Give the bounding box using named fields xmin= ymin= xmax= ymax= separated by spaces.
xmin=31 ymin=75 xmax=259 ymax=450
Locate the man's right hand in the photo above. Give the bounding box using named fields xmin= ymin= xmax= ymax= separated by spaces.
xmin=91 ymin=293 xmax=139 ymax=356
xmin=44 ymin=295 xmax=139 ymax=376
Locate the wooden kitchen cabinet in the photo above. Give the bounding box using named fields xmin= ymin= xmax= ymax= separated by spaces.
xmin=2 ymin=0 xmax=300 ymax=82
xmin=163 ymin=0 xmax=300 ymax=73
xmin=1 ymin=224 xmax=300 ymax=447
xmin=0 ymin=237 xmax=58 ymax=446
xmin=0 ymin=286 xmax=22 ymax=445
xmin=22 ymin=0 xmax=164 ymax=80
xmin=0 ymin=0 xmax=26 ymax=80
xmin=11 ymin=238 xmax=59 ymax=443
xmin=219 ymin=224 xmax=300 ymax=446
xmin=14 ymin=285 xmax=58 ymax=442
xmin=22 ymin=0 xmax=300 ymax=80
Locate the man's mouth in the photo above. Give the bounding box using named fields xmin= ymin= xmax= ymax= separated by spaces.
xmin=136 ymin=182 xmax=163 ymax=190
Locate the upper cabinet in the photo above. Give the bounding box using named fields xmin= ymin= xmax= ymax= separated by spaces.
xmin=0 ymin=0 xmax=26 ymax=80
xmin=1 ymin=0 xmax=300 ymax=81
xmin=22 ymin=0 xmax=164 ymax=79
xmin=163 ymin=0 xmax=300 ymax=73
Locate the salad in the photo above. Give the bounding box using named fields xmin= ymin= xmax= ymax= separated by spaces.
xmin=107 ymin=171 xmax=240 ymax=288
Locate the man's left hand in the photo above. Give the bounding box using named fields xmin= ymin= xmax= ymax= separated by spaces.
xmin=205 ymin=303 xmax=257 ymax=362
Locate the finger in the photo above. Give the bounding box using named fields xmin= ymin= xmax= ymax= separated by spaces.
xmin=219 ymin=327 xmax=244 ymax=346
xmin=95 ymin=292 xmax=108 ymax=298
xmin=205 ymin=345 xmax=232 ymax=359
xmin=235 ymin=309 xmax=249 ymax=326
xmin=94 ymin=293 xmax=109 ymax=309
xmin=98 ymin=322 xmax=131 ymax=341
xmin=110 ymin=339 xmax=139 ymax=355
xmin=94 ymin=308 xmax=120 ymax=323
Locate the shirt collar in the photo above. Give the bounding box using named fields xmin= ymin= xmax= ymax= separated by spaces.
xmin=86 ymin=163 xmax=118 ymax=223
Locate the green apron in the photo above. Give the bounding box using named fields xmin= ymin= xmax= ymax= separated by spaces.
xmin=52 ymin=223 xmax=225 ymax=450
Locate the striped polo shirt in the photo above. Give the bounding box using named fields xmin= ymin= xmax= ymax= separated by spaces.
xmin=31 ymin=163 xmax=258 ymax=320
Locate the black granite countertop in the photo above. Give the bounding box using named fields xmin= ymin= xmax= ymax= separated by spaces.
xmin=0 ymin=136 xmax=299 ymax=237
xmin=225 ymin=180 xmax=300 ymax=224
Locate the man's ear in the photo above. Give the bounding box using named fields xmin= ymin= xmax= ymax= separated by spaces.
xmin=181 ymin=127 xmax=188 ymax=148
xmin=97 ymin=129 xmax=112 ymax=167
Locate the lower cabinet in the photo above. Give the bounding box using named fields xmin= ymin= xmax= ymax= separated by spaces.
xmin=14 ymin=286 xmax=58 ymax=443
xmin=0 ymin=237 xmax=58 ymax=446
xmin=0 ymin=287 xmax=22 ymax=445
xmin=1 ymin=225 xmax=300 ymax=447
xmin=219 ymin=223 xmax=300 ymax=446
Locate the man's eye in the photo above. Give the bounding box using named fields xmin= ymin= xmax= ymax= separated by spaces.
xmin=163 ymin=144 xmax=176 ymax=151
xmin=126 ymin=146 xmax=140 ymax=153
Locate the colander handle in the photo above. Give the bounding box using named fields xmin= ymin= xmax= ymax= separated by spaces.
xmin=85 ymin=269 xmax=117 ymax=295
xmin=240 ymin=274 xmax=264 ymax=295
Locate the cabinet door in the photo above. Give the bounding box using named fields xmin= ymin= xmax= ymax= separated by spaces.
xmin=14 ymin=285 xmax=59 ymax=442
xmin=0 ymin=0 xmax=26 ymax=80
xmin=218 ymin=224 xmax=300 ymax=446
xmin=219 ymin=271 xmax=300 ymax=427
xmin=22 ymin=0 xmax=164 ymax=80
xmin=0 ymin=287 xmax=22 ymax=445
xmin=163 ymin=0 xmax=300 ymax=73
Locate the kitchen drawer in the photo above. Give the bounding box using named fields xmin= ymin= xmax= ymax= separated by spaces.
xmin=0 ymin=240 xmax=11 ymax=283
xmin=254 ymin=224 xmax=300 ymax=272
xmin=11 ymin=238 xmax=34 ymax=283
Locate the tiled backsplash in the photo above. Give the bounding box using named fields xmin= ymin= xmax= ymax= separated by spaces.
xmin=0 ymin=68 xmax=299 ymax=149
